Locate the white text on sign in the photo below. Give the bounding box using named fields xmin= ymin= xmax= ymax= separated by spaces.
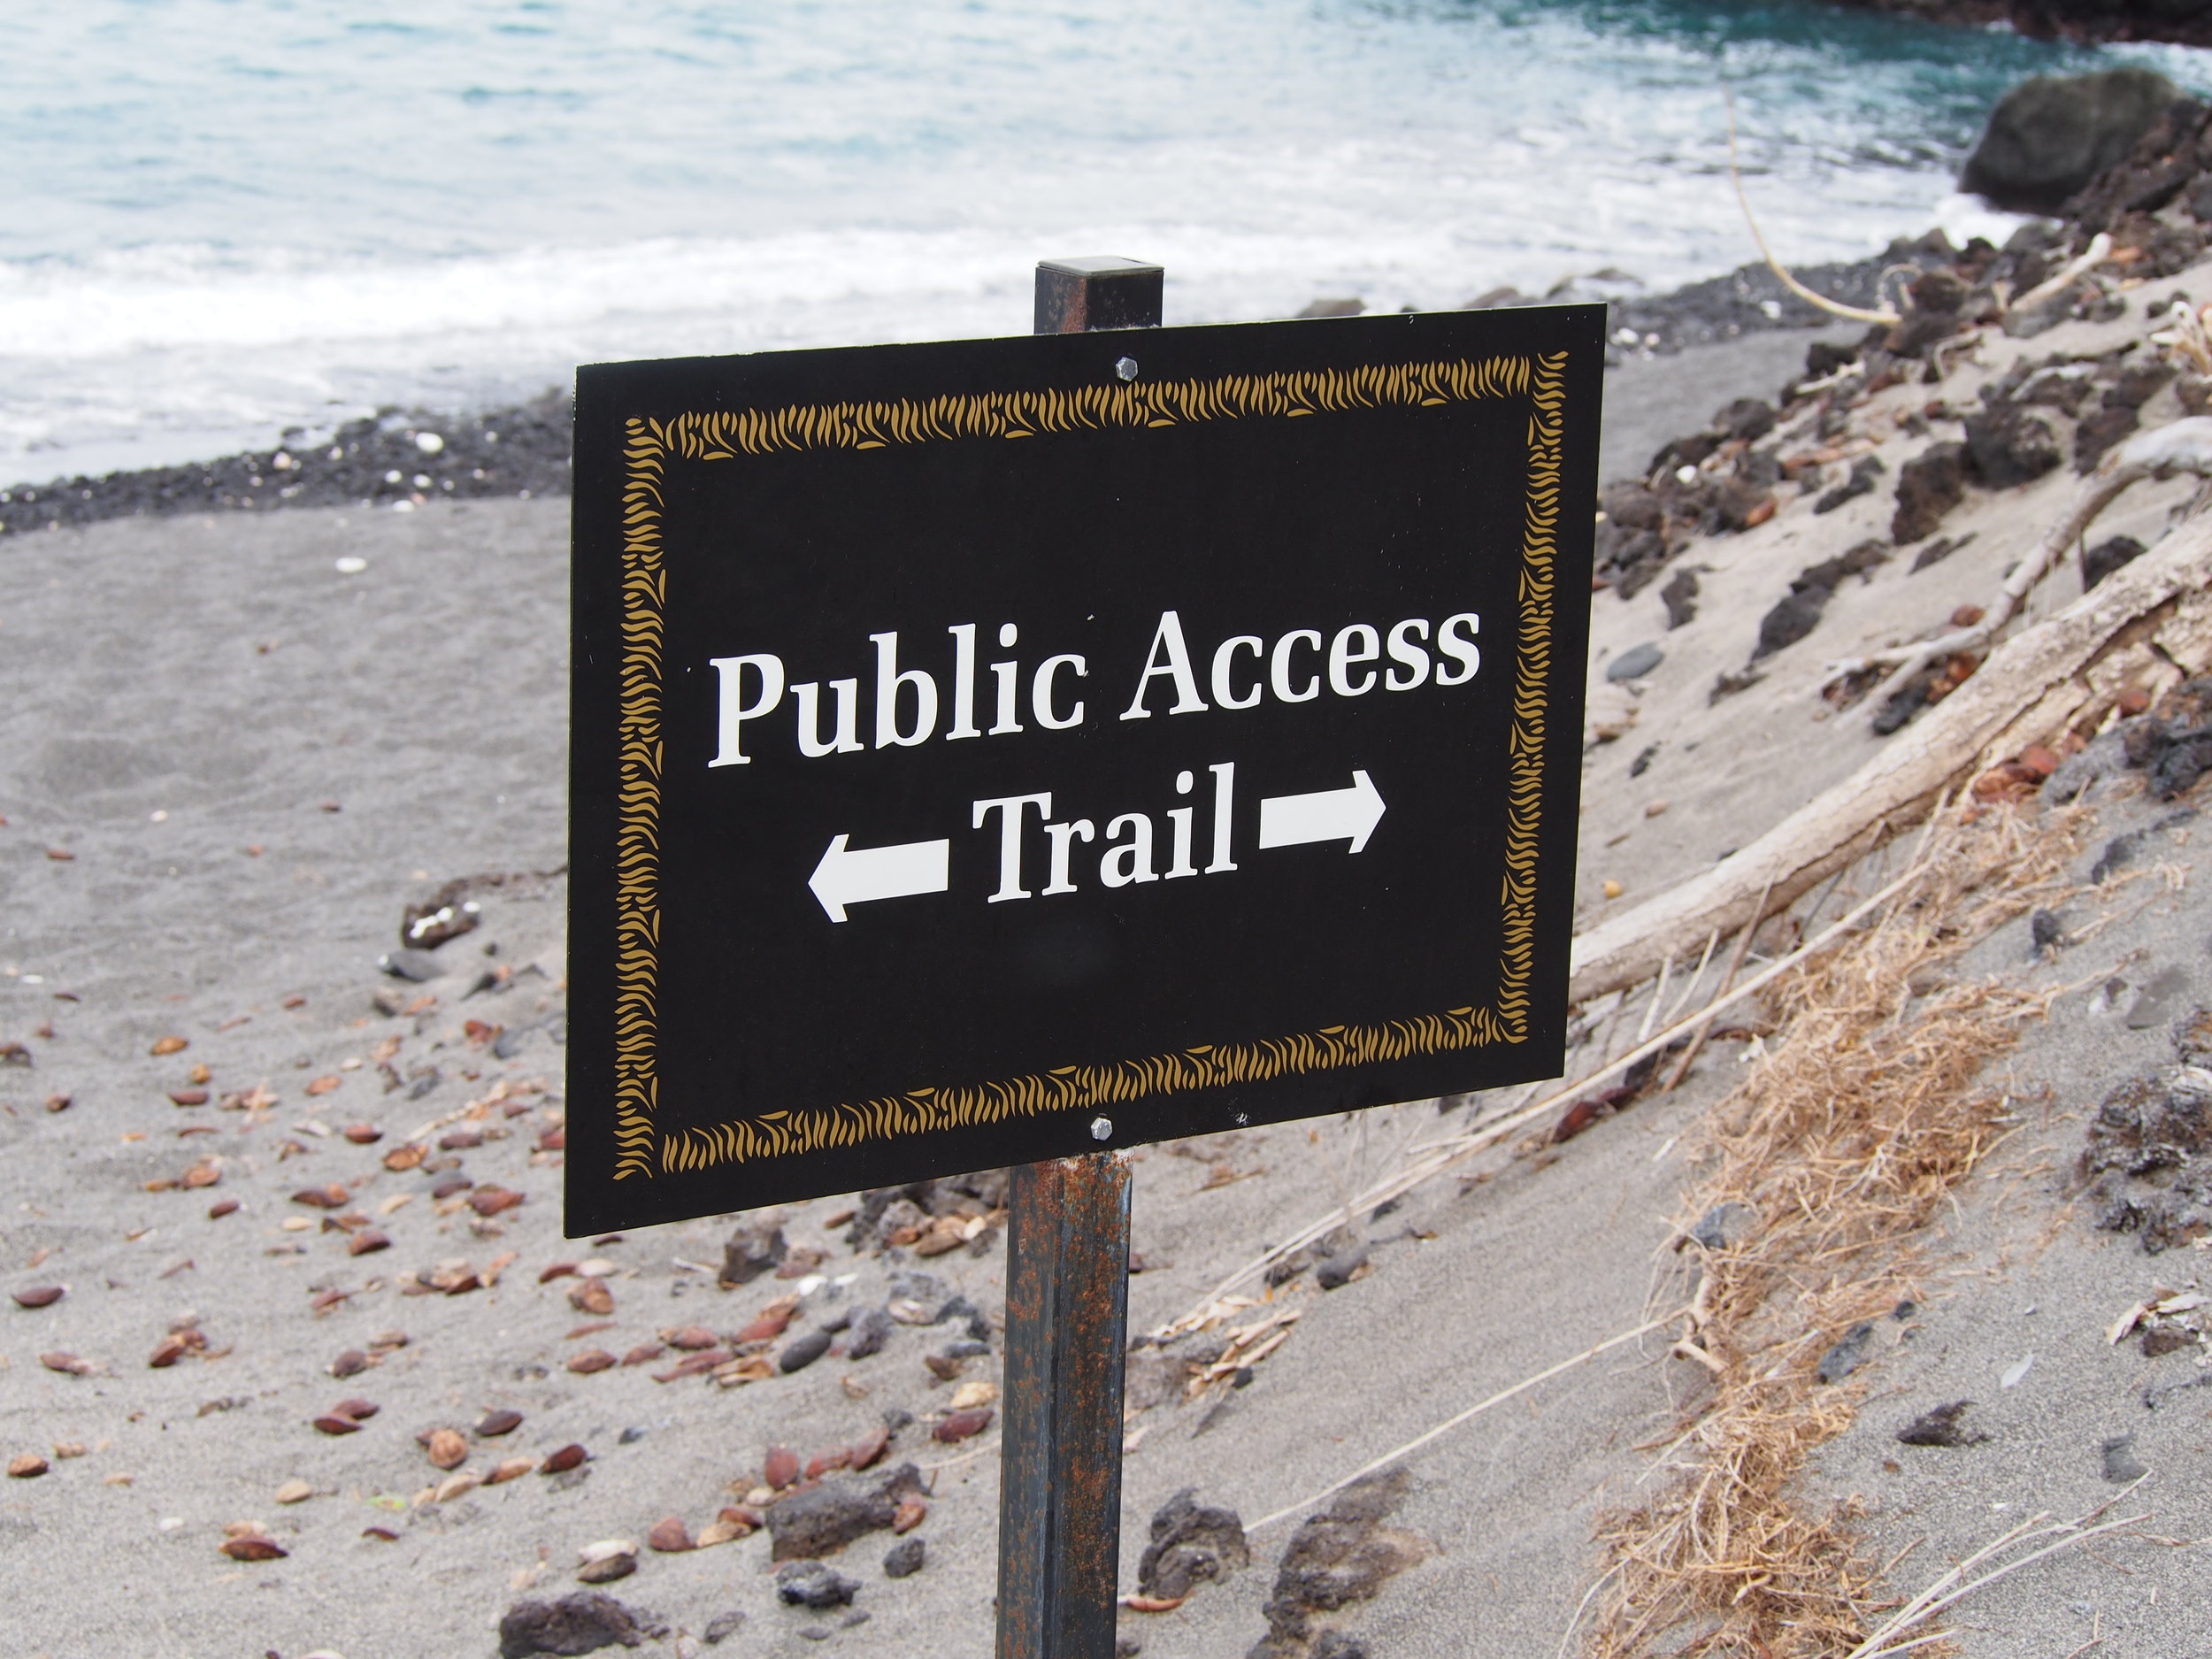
xmin=707 ymin=609 xmax=1479 ymax=767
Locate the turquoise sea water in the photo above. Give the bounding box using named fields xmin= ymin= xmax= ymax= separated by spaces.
xmin=3 ymin=1 xmax=2206 ymax=480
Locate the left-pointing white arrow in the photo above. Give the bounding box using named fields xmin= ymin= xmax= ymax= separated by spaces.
xmin=1256 ymin=769 xmax=1386 ymax=855
xmin=808 ymin=833 xmax=951 ymax=923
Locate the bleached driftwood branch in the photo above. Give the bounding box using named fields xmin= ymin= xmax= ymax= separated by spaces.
xmin=1569 ymin=503 xmax=2212 ymax=1005
xmin=2005 ymin=232 xmax=2113 ymax=320
xmin=1832 ymin=418 xmax=2212 ymax=726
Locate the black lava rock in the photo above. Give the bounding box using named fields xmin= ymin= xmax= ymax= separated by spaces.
xmin=767 ymin=1463 xmax=925 ymax=1561
xmin=1962 ymin=405 xmax=2061 ymax=489
xmin=777 ymin=1560 xmax=861 ymax=1610
xmin=845 ymin=1305 xmax=895 ymax=1359
xmin=1139 ymin=1488 xmax=1251 ymax=1601
xmin=498 ymin=1592 xmax=660 ymax=1657
xmin=883 ymin=1537 xmax=926 ymax=1578
xmin=1961 ymin=67 xmax=2181 ymax=214
xmin=1893 ymin=442 xmax=1966 ymax=544
xmin=1896 ymin=1401 xmax=1988 ymax=1448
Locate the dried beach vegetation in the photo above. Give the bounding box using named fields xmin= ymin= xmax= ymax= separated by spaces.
xmin=1582 ymin=803 xmax=2079 ymax=1658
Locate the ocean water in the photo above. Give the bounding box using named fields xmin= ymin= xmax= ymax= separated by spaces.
xmin=3 ymin=0 xmax=2206 ymax=485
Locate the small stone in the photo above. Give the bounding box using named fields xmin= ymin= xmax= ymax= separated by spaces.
xmin=883 ymin=1537 xmax=926 ymax=1578
xmin=348 ymin=1229 xmax=391 ymax=1256
xmin=764 ymin=1445 xmax=801 ymax=1489
xmin=2127 ymin=966 xmax=2191 ymax=1031
xmin=426 ymin=1428 xmax=469 ymax=1470
xmin=342 ymin=1124 xmax=383 ymax=1144
xmin=2101 ymin=1432 xmax=2149 ymax=1484
xmin=221 ymin=1535 xmax=288 ymax=1562
xmin=780 ymin=1330 xmax=833 ymax=1374
xmin=648 ymin=1516 xmax=694 ymax=1553
xmin=577 ymin=1554 xmax=637 ymax=1586
xmin=497 ymin=1591 xmax=657 ymax=1659
xmin=721 ymin=1218 xmax=788 ymax=1286
xmin=275 ymin=1479 xmax=314 ymax=1504
xmin=2142 ymin=1323 xmax=2198 ymax=1357
xmin=478 ymin=1409 xmax=525 ymax=1437
xmin=2030 ymin=909 xmax=2067 ymax=953
xmin=568 ymin=1349 xmax=617 ymax=1374
xmin=703 ymin=1609 xmax=747 ymax=1645
xmin=12 ymin=1286 xmax=64 ymax=1309
xmin=667 ymin=1325 xmax=719 ymax=1350
xmin=487 ymin=1456 xmax=536 ymax=1485
xmin=150 ymin=1035 xmax=188 ymax=1056
xmin=331 ymin=1349 xmax=368 ymax=1379
xmin=1816 ymin=1322 xmax=1876 ymax=1385
xmin=893 ymin=1498 xmax=927 ymax=1534
xmin=933 ymin=1408 xmax=992 ymax=1443
xmin=40 ymin=1351 xmax=92 ymax=1377
xmin=845 ymin=1306 xmax=895 ymax=1360
xmin=1606 ymin=642 xmax=1663 ymax=683
xmin=777 ymin=1559 xmax=860 ymax=1609
xmin=8 ymin=1453 xmax=48 ymax=1479
xmin=541 ymin=1443 xmax=588 ymax=1474
xmin=569 ymin=1279 xmax=615 ymax=1317
xmin=949 ymin=1380 xmax=997 ymax=1412
xmin=209 ymin=1196 xmax=240 ymax=1218
xmin=1687 ymin=1202 xmax=1757 ymax=1251
xmin=1896 ymin=1401 xmax=1988 ymax=1448
xmin=313 ymin=1416 xmax=363 ymax=1436
xmin=1314 ymin=1248 xmax=1367 ymax=1291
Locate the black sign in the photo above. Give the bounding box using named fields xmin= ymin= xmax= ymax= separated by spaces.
xmin=568 ymin=305 xmax=1601 ymax=1233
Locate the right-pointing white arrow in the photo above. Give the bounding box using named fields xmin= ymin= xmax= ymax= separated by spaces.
xmin=808 ymin=833 xmax=951 ymax=923
xmin=1256 ymin=769 xmax=1386 ymax=855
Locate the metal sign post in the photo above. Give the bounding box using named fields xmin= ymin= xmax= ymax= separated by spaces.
xmin=994 ymin=257 xmax=1163 ymax=1659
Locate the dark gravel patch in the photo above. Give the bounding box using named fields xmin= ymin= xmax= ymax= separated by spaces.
xmin=0 ymin=389 xmax=572 ymax=539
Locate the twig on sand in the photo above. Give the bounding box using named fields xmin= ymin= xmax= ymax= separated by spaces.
xmin=1842 ymin=1481 xmax=2152 ymax=1659
xmin=1241 ymin=1310 xmax=1682 ymax=1537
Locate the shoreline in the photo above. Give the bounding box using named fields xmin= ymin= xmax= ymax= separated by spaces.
xmin=0 ymin=242 xmax=1944 ymax=540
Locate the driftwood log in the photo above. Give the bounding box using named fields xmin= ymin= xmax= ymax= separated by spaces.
xmin=1568 ymin=503 xmax=2212 ymax=1007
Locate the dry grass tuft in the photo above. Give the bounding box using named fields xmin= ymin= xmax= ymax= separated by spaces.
xmin=1583 ymin=804 xmax=2079 ymax=1658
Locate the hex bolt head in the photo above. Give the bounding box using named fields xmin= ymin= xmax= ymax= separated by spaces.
xmin=1089 ymin=1116 xmax=1113 ymax=1141
xmin=1113 ymin=357 xmax=1139 ymax=382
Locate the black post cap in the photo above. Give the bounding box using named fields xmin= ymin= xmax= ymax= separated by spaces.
xmin=1034 ymin=257 xmax=1164 ymax=335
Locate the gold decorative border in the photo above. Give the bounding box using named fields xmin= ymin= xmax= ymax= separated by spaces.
xmin=611 ymin=352 xmax=1567 ymax=1179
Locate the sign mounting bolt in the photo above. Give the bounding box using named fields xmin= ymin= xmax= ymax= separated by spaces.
xmin=1090 ymin=1116 xmax=1113 ymax=1141
xmin=1114 ymin=357 xmax=1139 ymax=382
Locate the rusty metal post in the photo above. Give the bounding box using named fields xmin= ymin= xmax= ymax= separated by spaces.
xmin=994 ymin=257 xmax=1161 ymax=1659
xmin=996 ymin=1155 xmax=1133 ymax=1659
